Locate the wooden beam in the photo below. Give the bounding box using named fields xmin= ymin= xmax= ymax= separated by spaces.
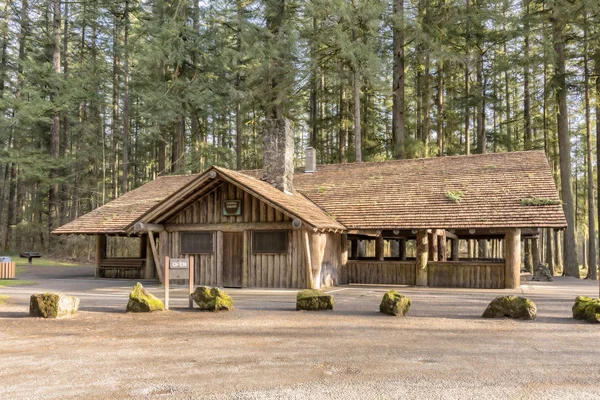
xmin=504 ymin=228 xmax=521 ymax=289
xmin=134 ymin=222 xmax=165 ymax=233
xmin=165 ymin=222 xmax=292 ymax=232
xmin=438 ymin=232 xmax=447 ymax=261
xmin=157 ymin=231 xmax=168 ymax=284
xmin=416 ymin=230 xmax=428 ymax=286
xmin=428 ymin=231 xmax=438 ymax=261
xmin=444 ymin=230 xmax=458 ymax=240
xmin=149 ymin=231 xmax=163 ymax=283
xmin=347 ymin=229 xmax=380 ymax=237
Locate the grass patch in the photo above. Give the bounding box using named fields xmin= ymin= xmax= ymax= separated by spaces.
xmin=4 ymin=254 xmax=81 ymax=267
xmin=0 ymin=295 xmax=8 ymax=305
xmin=0 ymin=280 xmax=37 ymax=287
xmin=318 ymin=186 xmax=328 ymax=193
xmin=445 ymin=190 xmax=465 ymax=203
xmin=520 ymin=197 xmax=561 ymax=206
xmin=483 ymin=164 xmax=497 ymax=169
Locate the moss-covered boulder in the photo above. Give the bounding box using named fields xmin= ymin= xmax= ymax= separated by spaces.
xmin=572 ymin=296 xmax=600 ymax=323
xmin=126 ymin=282 xmax=164 ymax=312
xmin=379 ymin=290 xmax=411 ymax=316
xmin=296 ymin=289 xmax=334 ymax=311
xmin=192 ymin=286 xmax=233 ymax=311
xmin=30 ymin=293 xmax=80 ymax=318
xmin=482 ymin=295 xmax=536 ymax=320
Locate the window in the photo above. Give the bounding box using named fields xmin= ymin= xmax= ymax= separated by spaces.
xmin=252 ymin=231 xmax=288 ymax=254
xmin=181 ymin=232 xmax=213 ymax=254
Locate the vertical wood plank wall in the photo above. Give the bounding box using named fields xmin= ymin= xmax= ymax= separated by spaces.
xmin=164 ymin=181 xmax=343 ymax=288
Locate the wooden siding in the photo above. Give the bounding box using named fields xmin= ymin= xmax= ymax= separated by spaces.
xmin=345 ymin=261 xmax=416 ymax=285
xmin=168 ymin=181 xmax=291 ymax=225
xmin=166 ymin=181 xmax=315 ymax=288
xmin=427 ymin=261 xmax=505 ymax=289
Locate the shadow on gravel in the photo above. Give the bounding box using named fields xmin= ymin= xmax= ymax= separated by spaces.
xmin=0 ymin=311 xmax=30 ymax=318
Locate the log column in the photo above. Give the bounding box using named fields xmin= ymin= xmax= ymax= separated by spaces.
xmin=428 ymin=231 xmax=438 ymax=261
xmin=375 ymin=235 xmax=385 ymax=261
xmin=531 ymin=237 xmax=541 ymax=268
xmin=350 ymin=239 xmax=358 ymax=260
xmin=451 ymin=239 xmax=459 ymax=261
xmin=504 ymin=228 xmax=521 ymax=289
xmin=95 ymin=234 xmax=106 ymax=278
xmin=144 ymin=235 xmax=156 ymax=279
xmin=438 ymin=232 xmax=447 ymax=261
xmin=399 ymin=239 xmax=407 ymax=261
xmin=416 ymin=230 xmax=429 ymax=286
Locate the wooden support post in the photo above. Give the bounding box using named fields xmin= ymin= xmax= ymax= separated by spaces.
xmin=504 ymin=228 xmax=521 ymax=289
xmin=428 ymin=231 xmax=438 ymax=261
xmin=144 ymin=235 xmax=156 ymax=279
xmin=303 ymin=229 xmax=314 ymax=289
xmin=152 ymin=231 xmax=164 ymax=283
xmin=216 ymin=231 xmax=223 ymax=287
xmin=375 ymin=235 xmax=385 ymax=261
xmin=164 ymin=256 xmax=170 ymax=310
xmin=451 ymin=239 xmax=459 ymax=261
xmin=399 ymin=238 xmax=406 ymax=261
xmin=438 ymin=232 xmax=447 ymax=261
xmin=139 ymin=235 xmax=147 ymax=259
xmin=158 ymin=231 xmax=168 ymax=284
xmin=95 ymin=234 xmax=106 ymax=278
xmin=189 ymin=256 xmax=194 ymax=309
xmin=350 ymin=239 xmax=358 ymax=259
xmin=416 ymin=230 xmax=429 ymax=286
xmin=531 ymin=237 xmax=540 ymax=268
xmin=242 ymin=231 xmax=248 ymax=288
xmin=341 ymin=233 xmax=349 ymax=285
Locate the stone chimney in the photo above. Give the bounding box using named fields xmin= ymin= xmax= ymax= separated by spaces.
xmin=262 ymin=118 xmax=294 ymax=193
xmin=305 ymin=147 xmax=316 ymax=173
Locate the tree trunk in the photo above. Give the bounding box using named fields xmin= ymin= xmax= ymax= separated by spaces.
xmin=338 ymin=74 xmax=346 ymax=163
xmin=48 ymin=0 xmax=61 ymax=241
xmin=437 ymin=61 xmax=444 ymax=156
xmin=392 ymin=0 xmax=405 ymax=159
xmin=475 ymin=51 xmax=485 ymax=154
xmin=121 ymin=0 xmax=130 ymax=194
xmin=553 ymin=8 xmax=578 ymax=278
xmin=112 ymin=13 xmax=119 ymax=198
xmin=523 ymin=0 xmax=532 ymax=150
xmin=353 ymin=67 xmax=362 ymax=162
xmin=584 ymin=22 xmax=597 ymax=280
xmin=464 ymin=0 xmax=471 ymax=155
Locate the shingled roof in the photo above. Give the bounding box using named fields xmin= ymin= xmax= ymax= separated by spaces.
xmin=289 ymin=150 xmax=566 ymax=229
xmin=53 ymin=150 xmax=566 ymax=234
xmin=52 ymin=174 xmax=198 ymax=234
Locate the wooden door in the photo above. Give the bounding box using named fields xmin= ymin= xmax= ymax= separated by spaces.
xmin=222 ymin=232 xmax=243 ymax=287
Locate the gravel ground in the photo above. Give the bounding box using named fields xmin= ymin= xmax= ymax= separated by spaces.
xmin=0 ymin=265 xmax=599 ymax=399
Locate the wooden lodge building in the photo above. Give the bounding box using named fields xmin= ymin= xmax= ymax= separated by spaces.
xmin=54 ymin=124 xmax=566 ymax=290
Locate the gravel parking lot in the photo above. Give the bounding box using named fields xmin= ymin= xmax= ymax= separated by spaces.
xmin=1 ymin=264 xmax=599 ymax=399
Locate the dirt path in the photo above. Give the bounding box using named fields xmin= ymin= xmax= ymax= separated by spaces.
xmin=0 ymin=267 xmax=599 ymax=399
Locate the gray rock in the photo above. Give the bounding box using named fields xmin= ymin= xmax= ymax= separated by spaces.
xmin=30 ymin=293 xmax=80 ymax=318
xmin=531 ymin=264 xmax=553 ymax=282
xmin=379 ymin=290 xmax=411 ymax=316
xmin=482 ymin=295 xmax=536 ymax=320
xmin=192 ymin=286 xmax=233 ymax=311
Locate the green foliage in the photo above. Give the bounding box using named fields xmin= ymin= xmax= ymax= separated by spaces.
xmin=445 ymin=190 xmax=465 ymax=203
xmin=0 ymin=295 xmax=9 ymax=305
xmin=520 ymin=198 xmax=561 ymax=206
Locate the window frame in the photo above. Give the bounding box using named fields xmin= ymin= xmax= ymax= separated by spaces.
xmin=180 ymin=231 xmax=215 ymax=255
xmin=251 ymin=230 xmax=289 ymax=254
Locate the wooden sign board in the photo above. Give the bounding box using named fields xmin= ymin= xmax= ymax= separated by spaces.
xmin=164 ymin=256 xmax=195 ymax=310
xmin=169 ymin=258 xmax=189 ymax=280
xmin=223 ymin=200 xmax=242 ymax=216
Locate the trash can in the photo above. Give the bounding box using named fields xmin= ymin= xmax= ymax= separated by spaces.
xmin=0 ymin=256 xmax=11 ymax=263
xmin=0 ymin=257 xmax=15 ymax=279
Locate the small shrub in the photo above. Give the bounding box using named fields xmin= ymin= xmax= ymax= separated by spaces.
xmin=520 ymin=197 xmax=561 ymax=206
xmin=445 ymin=190 xmax=465 ymax=203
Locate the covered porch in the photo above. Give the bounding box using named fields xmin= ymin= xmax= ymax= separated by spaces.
xmin=343 ymin=227 xmax=541 ymax=289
